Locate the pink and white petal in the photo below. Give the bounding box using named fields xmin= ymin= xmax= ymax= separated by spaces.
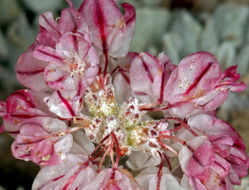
xmin=12 ymin=117 xmax=71 ymax=165
xmin=54 ymin=134 xmax=73 ymax=161
xmin=71 ymin=130 xmax=95 ymax=156
xmin=16 ymin=46 xmax=47 ymax=91
xmin=31 ymin=139 xmax=62 ymax=166
xmin=55 ymin=32 xmax=89 ymax=55
xmin=164 ymin=52 xmax=221 ymax=104
xmin=130 ymin=54 xmax=155 ymax=98
xmin=114 ymin=72 xmax=132 ymax=104
xmin=36 ymin=28 xmax=57 ymax=47
xmin=86 ymin=46 xmax=100 ymax=67
xmin=221 ymin=65 xmax=240 ymax=82
xmin=167 ymin=102 xmax=196 ymax=119
xmin=228 ymin=146 xmax=248 ymax=167
xmin=113 ymin=51 xmax=138 ymax=69
xmin=45 ymin=65 xmax=83 ymax=98
xmin=84 ymin=65 xmax=99 ymax=85
xmin=108 ymin=3 xmax=136 ymax=57
xmin=84 ymin=47 xmax=100 ymax=84
xmin=79 ymin=0 xmax=135 ymax=57
xmin=6 ymin=90 xmax=36 ymax=113
xmin=3 ymin=90 xmax=49 ymax=134
xmin=11 ymin=141 xmax=30 ymax=161
xmin=83 ymin=168 xmax=139 ymax=190
xmin=41 ymin=32 xmax=99 ymax=98
xmin=126 ymin=151 xmax=160 ymax=171
xmin=39 ymin=12 xmax=60 ymax=39
xmin=32 ymin=154 xmax=96 ymax=190
xmin=188 ymin=114 xmax=245 ymax=149
xmin=187 ymin=140 xmax=214 ymax=176
xmin=188 ymin=178 xmax=208 ymax=190
xmin=0 ymin=101 xmax=6 ymax=117
xmin=152 ymin=53 xmax=175 ymax=100
xmin=79 ymin=0 xmax=121 ymax=51
xmin=83 ymin=168 xmax=113 ymax=189
xmin=210 ymin=154 xmax=231 ymax=178
xmin=217 ymin=66 xmax=247 ymax=92
xmin=69 ymin=77 xmax=87 ymax=100
xmin=116 ymin=169 xmax=141 ymax=189
xmin=34 ymin=46 xmax=65 ymax=65
xmin=130 ymin=52 xmax=174 ymax=102
xmin=194 ymin=89 xmax=228 ymax=111
xmin=229 ymin=168 xmax=243 ymax=185
xmin=3 ymin=113 xmax=33 ymax=135
xmin=180 ymin=175 xmax=193 ymax=190
xmin=44 ymin=91 xmax=82 ymax=119
xmin=179 ymin=145 xmax=194 ymax=175
xmin=158 ymin=52 xmax=175 ymax=76
xmin=59 ymin=8 xmax=79 ymax=34
xmin=135 ymin=167 xmax=181 ymax=190
xmin=7 ymin=90 xmax=50 ymax=116
xmin=44 ymin=62 xmax=70 ymax=91
xmin=77 ymin=34 xmax=93 ymax=57
xmin=179 ymin=136 xmax=210 ymax=175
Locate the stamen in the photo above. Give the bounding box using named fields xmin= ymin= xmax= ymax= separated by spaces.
xmin=67 ymin=123 xmax=90 ymax=133
xmin=159 ymin=134 xmax=186 ymax=145
xmin=158 ymin=140 xmax=178 ymax=156
xmin=156 ymin=152 xmax=163 ymax=190
xmin=111 ymin=132 xmax=120 ymax=169
xmin=159 ymin=125 xmax=183 ymax=134
xmin=163 ymin=152 xmax=172 ymax=171
xmin=164 ymin=117 xmax=198 ymax=136
xmin=139 ymin=101 xmax=170 ymax=111
xmin=98 ymin=140 xmax=113 ymax=172
xmin=89 ymin=134 xmax=111 ymax=160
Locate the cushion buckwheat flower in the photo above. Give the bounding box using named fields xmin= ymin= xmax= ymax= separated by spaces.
xmin=0 ymin=0 xmax=248 ymax=189
xmin=79 ymin=0 xmax=136 ymax=58
xmin=32 ymin=154 xmax=96 ymax=190
xmin=163 ymin=52 xmax=246 ymax=118
xmin=2 ymin=89 xmax=49 ymax=136
xmin=11 ymin=117 xmax=73 ymax=166
xmin=130 ymin=52 xmax=175 ymax=104
xmin=188 ymin=114 xmax=249 ymax=186
xmin=34 ymin=32 xmax=100 ymax=100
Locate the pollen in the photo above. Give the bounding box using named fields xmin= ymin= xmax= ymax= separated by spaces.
xmin=65 ymin=50 xmax=87 ymax=77
xmin=41 ymin=154 xmax=51 ymax=161
xmin=83 ymin=75 xmax=168 ymax=156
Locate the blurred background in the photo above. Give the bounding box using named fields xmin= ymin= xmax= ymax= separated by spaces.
xmin=0 ymin=0 xmax=248 ymax=189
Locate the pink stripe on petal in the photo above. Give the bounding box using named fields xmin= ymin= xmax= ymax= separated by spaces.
xmin=57 ymin=91 xmax=76 ymax=117
xmin=62 ymin=162 xmax=89 ymax=190
xmin=40 ymin=14 xmax=61 ymax=37
xmin=53 ymin=175 xmax=65 ymax=182
xmin=9 ymin=91 xmax=36 ymax=108
xmin=141 ymin=59 xmax=154 ymax=83
xmin=35 ymin=48 xmax=64 ymax=63
xmin=122 ymin=3 xmax=136 ymax=26
xmin=17 ymin=69 xmax=45 ymax=76
xmin=184 ymin=62 xmax=213 ymax=95
xmin=7 ymin=130 xmax=20 ymax=135
xmin=65 ymin=9 xmax=77 ymax=32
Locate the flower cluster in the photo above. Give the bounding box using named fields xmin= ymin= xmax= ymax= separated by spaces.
xmin=0 ymin=0 xmax=248 ymax=189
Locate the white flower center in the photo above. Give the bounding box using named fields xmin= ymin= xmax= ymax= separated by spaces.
xmin=66 ymin=50 xmax=87 ymax=77
xmin=83 ymin=75 xmax=168 ymax=156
